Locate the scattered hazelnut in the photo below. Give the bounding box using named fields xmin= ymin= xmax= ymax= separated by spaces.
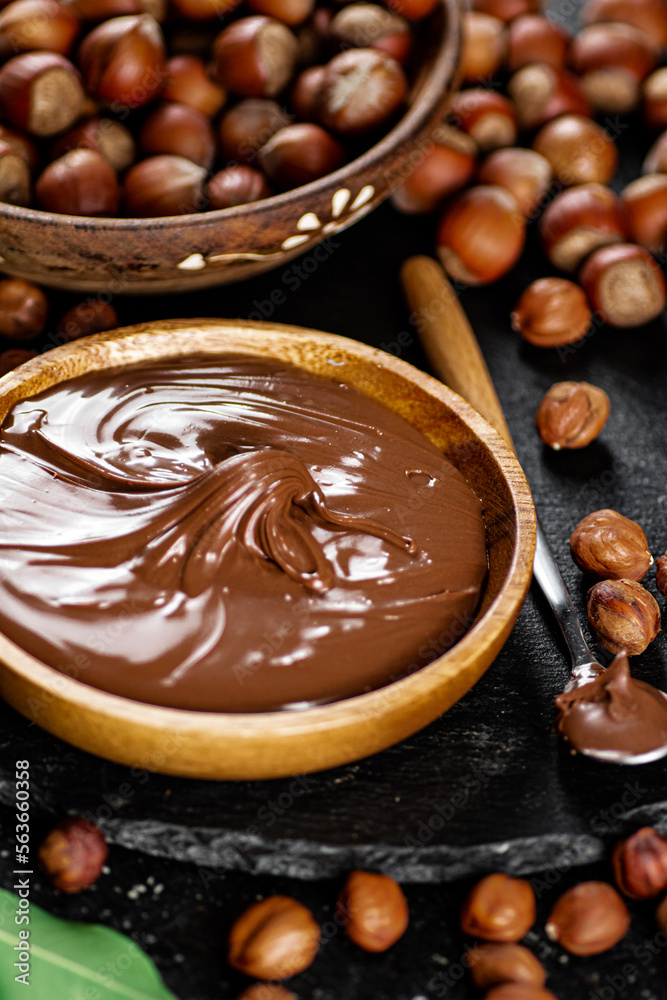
xmin=539 ymin=183 xmax=630 ymax=272
xmin=581 ymin=0 xmax=667 ymax=49
xmin=532 ymin=114 xmax=617 ymax=187
xmin=337 ymin=870 xmax=409 ymax=952
xmin=0 ymin=51 xmax=85 ymax=137
xmin=507 ymin=14 xmax=571 ymax=71
xmin=218 ymin=97 xmax=292 ymax=164
xmin=318 ymin=48 xmax=407 ymax=135
xmin=657 ymin=553 xmax=667 ymax=598
xmin=461 ymin=873 xmax=536 ymax=942
xmin=569 ymin=22 xmax=657 ymax=114
xmin=0 ymin=278 xmax=48 ymax=340
xmin=613 ymin=827 xmax=667 ymax=900
xmin=162 ymin=54 xmax=226 ymax=117
xmin=0 ymin=140 xmax=30 ymax=206
xmin=38 ymin=815 xmax=108 ymax=893
xmin=546 ymin=881 xmax=630 ymax=956
xmin=35 ymin=148 xmax=120 ymax=216
xmin=0 ymin=0 xmax=80 ymax=59
xmin=212 ymin=16 xmax=298 ymax=98
xmin=467 ymin=943 xmax=546 ymax=990
xmin=507 ymin=63 xmax=590 ymax=130
xmin=50 ymin=116 xmax=136 ymax=172
xmin=258 ymin=122 xmax=343 ymax=188
xmin=228 ymin=895 xmax=320 ymax=980
xmin=56 ymin=299 xmax=119 ymax=340
xmin=483 ymin=987 xmax=558 ymax=1000
xmin=328 ymin=4 xmax=412 ymax=64
xmin=471 ymin=0 xmax=541 ymax=22
xmin=512 ymin=279 xmax=592 ymax=348
xmin=0 ymin=348 xmax=36 ymax=375
xmin=580 ymin=243 xmax=667 ymax=328
xmin=78 ymin=13 xmax=166 ymax=108
xmin=235 ymin=985 xmax=297 ymax=1000
xmin=657 ymin=895 xmax=667 ymax=932
xmin=123 ymin=154 xmax=207 ymax=216
xmin=391 ymin=125 xmax=477 ymax=215
xmin=570 ymin=509 xmax=652 ymax=581
xmin=477 ymin=147 xmax=552 ymax=217
xmin=643 ymin=67 xmax=667 ymax=132
xmin=207 ymin=165 xmax=272 ymax=208
xmin=248 ymin=0 xmax=314 ymax=27
xmin=587 ymin=578 xmax=661 ymax=656
xmin=449 ymin=88 xmax=518 ymax=152
xmin=139 ymin=101 xmax=216 ymax=169
xmin=436 ymin=185 xmax=526 ymax=286
xmin=643 ymin=129 xmax=667 ymax=174
xmin=460 ymin=11 xmax=508 ymax=84
xmin=621 ymin=173 xmax=667 ymax=254
xmin=535 ymin=381 xmax=610 ymax=450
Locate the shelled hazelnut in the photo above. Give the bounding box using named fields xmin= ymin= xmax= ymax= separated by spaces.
xmin=507 ymin=14 xmax=571 ymax=71
xmin=248 ymin=0 xmax=314 ymax=27
xmin=317 ymin=48 xmax=407 ymax=135
xmin=532 ymin=114 xmax=617 ymax=186
xmin=477 ymin=147 xmax=551 ymax=216
xmin=38 ymin=816 xmax=108 ymax=893
xmin=35 ymin=148 xmax=119 ymax=216
xmin=0 ymin=348 xmax=35 ymax=375
xmin=139 ymin=101 xmax=215 ymax=168
xmin=461 ymin=874 xmax=536 ymax=942
xmin=218 ymin=98 xmax=292 ymax=164
xmin=569 ymin=22 xmax=657 ymax=114
xmin=581 ymin=0 xmax=667 ymax=50
xmin=643 ymin=130 xmax=667 ymax=174
xmin=258 ymin=122 xmax=343 ymax=187
xmin=467 ymin=943 xmax=546 ymax=990
xmin=460 ymin=11 xmax=508 ymax=84
xmin=587 ymin=578 xmax=661 ymax=656
xmin=337 ymin=871 xmax=409 ymax=952
xmin=328 ymin=4 xmax=412 ymax=64
xmin=539 ymin=183 xmax=629 ymax=273
xmin=621 ymin=173 xmax=667 ymax=254
xmin=0 ymin=51 xmax=85 ymax=136
xmin=448 ymin=88 xmax=517 ymax=152
xmin=0 ymin=277 xmax=47 ymax=339
xmin=50 ymin=116 xmax=136 ymax=172
xmin=56 ymin=299 xmax=119 ymax=339
xmin=644 ymin=67 xmax=667 ymax=132
xmin=471 ymin=0 xmax=540 ymax=22
xmin=77 ymin=13 xmax=166 ymax=108
xmin=207 ymin=164 xmax=272 ymax=207
xmin=228 ymin=895 xmax=320 ymax=980
xmin=0 ymin=140 xmax=30 ymax=206
xmin=512 ymin=279 xmax=591 ymax=348
xmin=212 ymin=15 xmax=298 ymax=98
xmin=162 ymin=55 xmax=226 ymax=117
xmin=124 ymin=153 xmax=207 ymax=215
xmin=507 ymin=63 xmax=590 ymax=130
xmin=437 ymin=184 xmax=525 ymax=286
xmin=613 ymin=827 xmax=667 ymax=900
xmin=0 ymin=0 xmax=80 ymax=59
xmin=391 ymin=125 xmax=477 ymax=215
xmin=536 ymin=381 xmax=610 ymax=450
xmin=657 ymin=553 xmax=667 ymax=598
xmin=580 ymin=243 xmax=667 ymax=328
xmin=546 ymin=882 xmax=630 ymax=956
xmin=570 ymin=509 xmax=652 ymax=581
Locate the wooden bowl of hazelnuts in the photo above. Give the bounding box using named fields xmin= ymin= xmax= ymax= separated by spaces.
xmin=0 ymin=0 xmax=461 ymax=294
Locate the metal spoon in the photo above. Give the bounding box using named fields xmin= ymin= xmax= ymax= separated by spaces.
xmin=401 ymin=255 xmax=667 ymax=764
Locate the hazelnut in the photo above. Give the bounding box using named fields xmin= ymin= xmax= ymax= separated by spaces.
xmin=139 ymin=102 xmax=215 ymax=169
xmin=56 ymin=299 xmax=119 ymax=340
xmin=580 ymin=243 xmax=667 ymax=328
xmin=328 ymin=4 xmax=412 ymax=64
xmin=460 ymin=11 xmax=508 ymax=84
xmin=50 ymin=116 xmax=136 ymax=172
xmin=582 ymin=0 xmax=667 ymax=49
xmin=546 ymin=882 xmax=630 ymax=956
xmin=258 ymin=122 xmax=343 ymax=189
xmin=483 ymin=987 xmax=558 ymax=1000
xmin=0 ymin=278 xmax=48 ymax=340
xmin=535 ymin=381 xmax=610 ymax=450
xmin=228 ymin=895 xmax=320 ymax=980
xmin=207 ymin=165 xmax=272 ymax=208
xmin=0 ymin=139 xmax=30 ymax=206
xmin=587 ymin=578 xmax=661 ymax=656
xmin=436 ymin=184 xmax=526 ymax=286
xmin=657 ymin=553 xmax=667 ymax=598
xmin=621 ymin=173 xmax=667 ymax=254
xmin=0 ymin=348 xmax=36 ymax=375
xmin=467 ymin=943 xmax=546 ymax=990
xmin=0 ymin=51 xmax=85 ymax=137
xmin=123 ymin=154 xmax=207 ymax=216
xmin=569 ymin=22 xmax=657 ymax=114
xmin=507 ymin=14 xmax=571 ymax=72
xmin=391 ymin=125 xmax=477 ymax=215
xmin=337 ymin=870 xmax=409 ymax=952
xmin=318 ymin=48 xmax=407 ymax=135
xmin=38 ymin=816 xmax=108 ymax=893
xmin=289 ymin=64 xmax=326 ymax=120
xmin=461 ymin=874 xmax=536 ymax=942
xmin=532 ymin=114 xmax=617 ymax=187
xmin=512 ymin=279 xmax=592 ymax=348
xmin=570 ymin=509 xmax=652 ymax=581
xmin=170 ymin=0 xmax=239 ymax=19
xmin=0 ymin=0 xmax=80 ymax=59
xmin=643 ymin=67 xmax=667 ymax=132
xmin=36 ymin=148 xmax=120 ymax=216
xmin=643 ymin=129 xmax=667 ymax=174
xmin=162 ymin=55 xmax=226 ymax=117
xmin=248 ymin=0 xmax=314 ymax=28
xmin=235 ymin=986 xmax=296 ymax=1000
xmin=78 ymin=14 xmax=166 ymax=108
xmin=477 ymin=147 xmax=552 ymax=217
xmin=471 ymin=0 xmax=541 ymax=22
xmin=212 ymin=16 xmax=299 ymax=98
xmin=66 ymin=0 xmax=150 ymax=17
xmin=539 ymin=183 xmax=630 ymax=273
xmin=218 ymin=97 xmax=292 ymax=164
xmin=382 ymin=0 xmax=437 ymax=21
xmin=0 ymin=122 xmax=38 ymax=172
xmin=613 ymin=827 xmax=667 ymax=900
xmin=507 ymin=63 xmax=590 ymax=130
xmin=448 ymin=88 xmax=518 ymax=152
xmin=658 ymin=895 xmax=667 ymax=932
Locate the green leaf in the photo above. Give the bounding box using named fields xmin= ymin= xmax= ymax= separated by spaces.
xmin=0 ymin=888 xmax=178 ymax=1000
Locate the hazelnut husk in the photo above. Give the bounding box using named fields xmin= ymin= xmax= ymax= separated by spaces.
xmin=337 ymin=870 xmax=409 ymax=952
xmin=613 ymin=827 xmax=667 ymax=900
xmin=467 ymin=943 xmax=546 ymax=990
xmin=461 ymin=873 xmax=536 ymax=942
xmin=535 ymin=381 xmax=610 ymax=451
xmin=228 ymin=895 xmax=320 ymax=980
xmin=0 ymin=278 xmax=48 ymax=340
xmin=570 ymin=509 xmax=652 ymax=581
xmin=38 ymin=816 xmax=108 ymax=893
xmin=657 ymin=553 xmax=667 ymax=598
xmin=546 ymin=881 xmax=630 ymax=956
xmin=587 ymin=578 xmax=661 ymax=656
xmin=512 ymin=279 xmax=591 ymax=348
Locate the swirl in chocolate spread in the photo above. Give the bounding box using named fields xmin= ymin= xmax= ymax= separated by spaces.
xmin=0 ymin=355 xmax=487 ymax=712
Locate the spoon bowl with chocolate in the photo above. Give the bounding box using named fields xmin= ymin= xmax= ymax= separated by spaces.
xmin=0 ymin=320 xmax=534 ymax=779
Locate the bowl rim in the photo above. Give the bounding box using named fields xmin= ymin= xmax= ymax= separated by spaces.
xmin=0 ymin=319 xmax=535 ymax=778
xmin=0 ymin=0 xmax=461 ymax=232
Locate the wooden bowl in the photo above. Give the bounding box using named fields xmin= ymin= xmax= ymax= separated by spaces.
xmin=0 ymin=320 xmax=535 ymax=779
xmin=0 ymin=1 xmax=461 ymax=295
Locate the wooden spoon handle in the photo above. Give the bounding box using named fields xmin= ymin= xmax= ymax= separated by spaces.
xmin=400 ymin=255 xmax=515 ymax=451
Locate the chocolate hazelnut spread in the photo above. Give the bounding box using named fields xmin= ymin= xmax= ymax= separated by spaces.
xmin=555 ymin=653 xmax=667 ymax=758
xmin=0 ymin=355 xmax=487 ymax=712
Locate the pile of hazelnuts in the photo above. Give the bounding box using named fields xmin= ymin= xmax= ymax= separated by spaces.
xmin=0 ymin=0 xmax=439 ymax=219
xmin=392 ymin=0 xmax=667 ymax=339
